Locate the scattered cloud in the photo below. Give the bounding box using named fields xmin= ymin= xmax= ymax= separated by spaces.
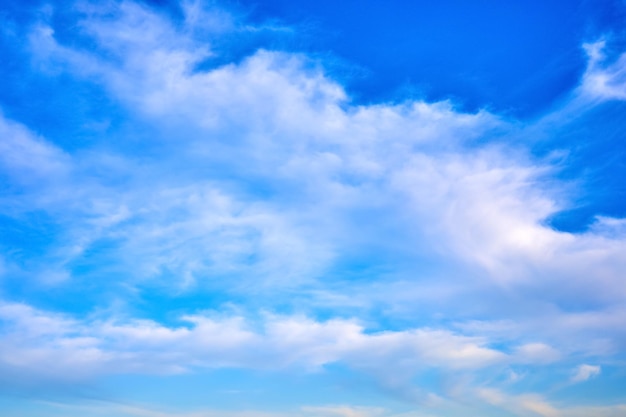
xmin=571 ymin=364 xmax=601 ymax=383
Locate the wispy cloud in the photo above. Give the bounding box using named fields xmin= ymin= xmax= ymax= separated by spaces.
xmin=571 ymin=364 xmax=601 ymax=383
xmin=580 ymin=40 xmax=626 ymax=101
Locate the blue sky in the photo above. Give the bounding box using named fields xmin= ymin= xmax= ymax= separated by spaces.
xmin=1 ymin=1 xmax=626 ymax=416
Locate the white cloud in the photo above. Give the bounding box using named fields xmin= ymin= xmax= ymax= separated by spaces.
xmin=476 ymin=388 xmax=561 ymax=417
xmin=2 ymin=1 xmax=626 ymax=414
xmin=0 ymin=114 xmax=70 ymax=183
xmin=513 ymin=343 xmax=561 ymax=364
xmin=580 ymin=40 xmax=626 ymax=101
xmin=2 ymin=0 xmax=625 ymax=378
xmin=571 ymin=364 xmax=601 ymax=383
xmin=7 ymin=1 xmax=505 ymax=295
xmin=476 ymin=387 xmax=626 ymax=417
xmin=0 ymin=301 xmax=507 ymax=384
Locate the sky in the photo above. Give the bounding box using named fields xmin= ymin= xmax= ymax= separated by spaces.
xmin=1 ymin=0 xmax=626 ymax=416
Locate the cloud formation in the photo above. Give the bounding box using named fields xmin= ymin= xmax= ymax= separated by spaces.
xmin=571 ymin=364 xmax=601 ymax=383
xmin=0 ymin=301 xmax=507 ymax=382
xmin=1 ymin=1 xmax=626 ymax=416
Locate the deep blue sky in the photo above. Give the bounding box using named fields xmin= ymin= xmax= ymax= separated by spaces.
xmin=235 ymin=0 xmax=624 ymax=115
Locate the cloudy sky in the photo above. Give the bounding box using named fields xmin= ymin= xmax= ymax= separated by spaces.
xmin=1 ymin=1 xmax=626 ymax=416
